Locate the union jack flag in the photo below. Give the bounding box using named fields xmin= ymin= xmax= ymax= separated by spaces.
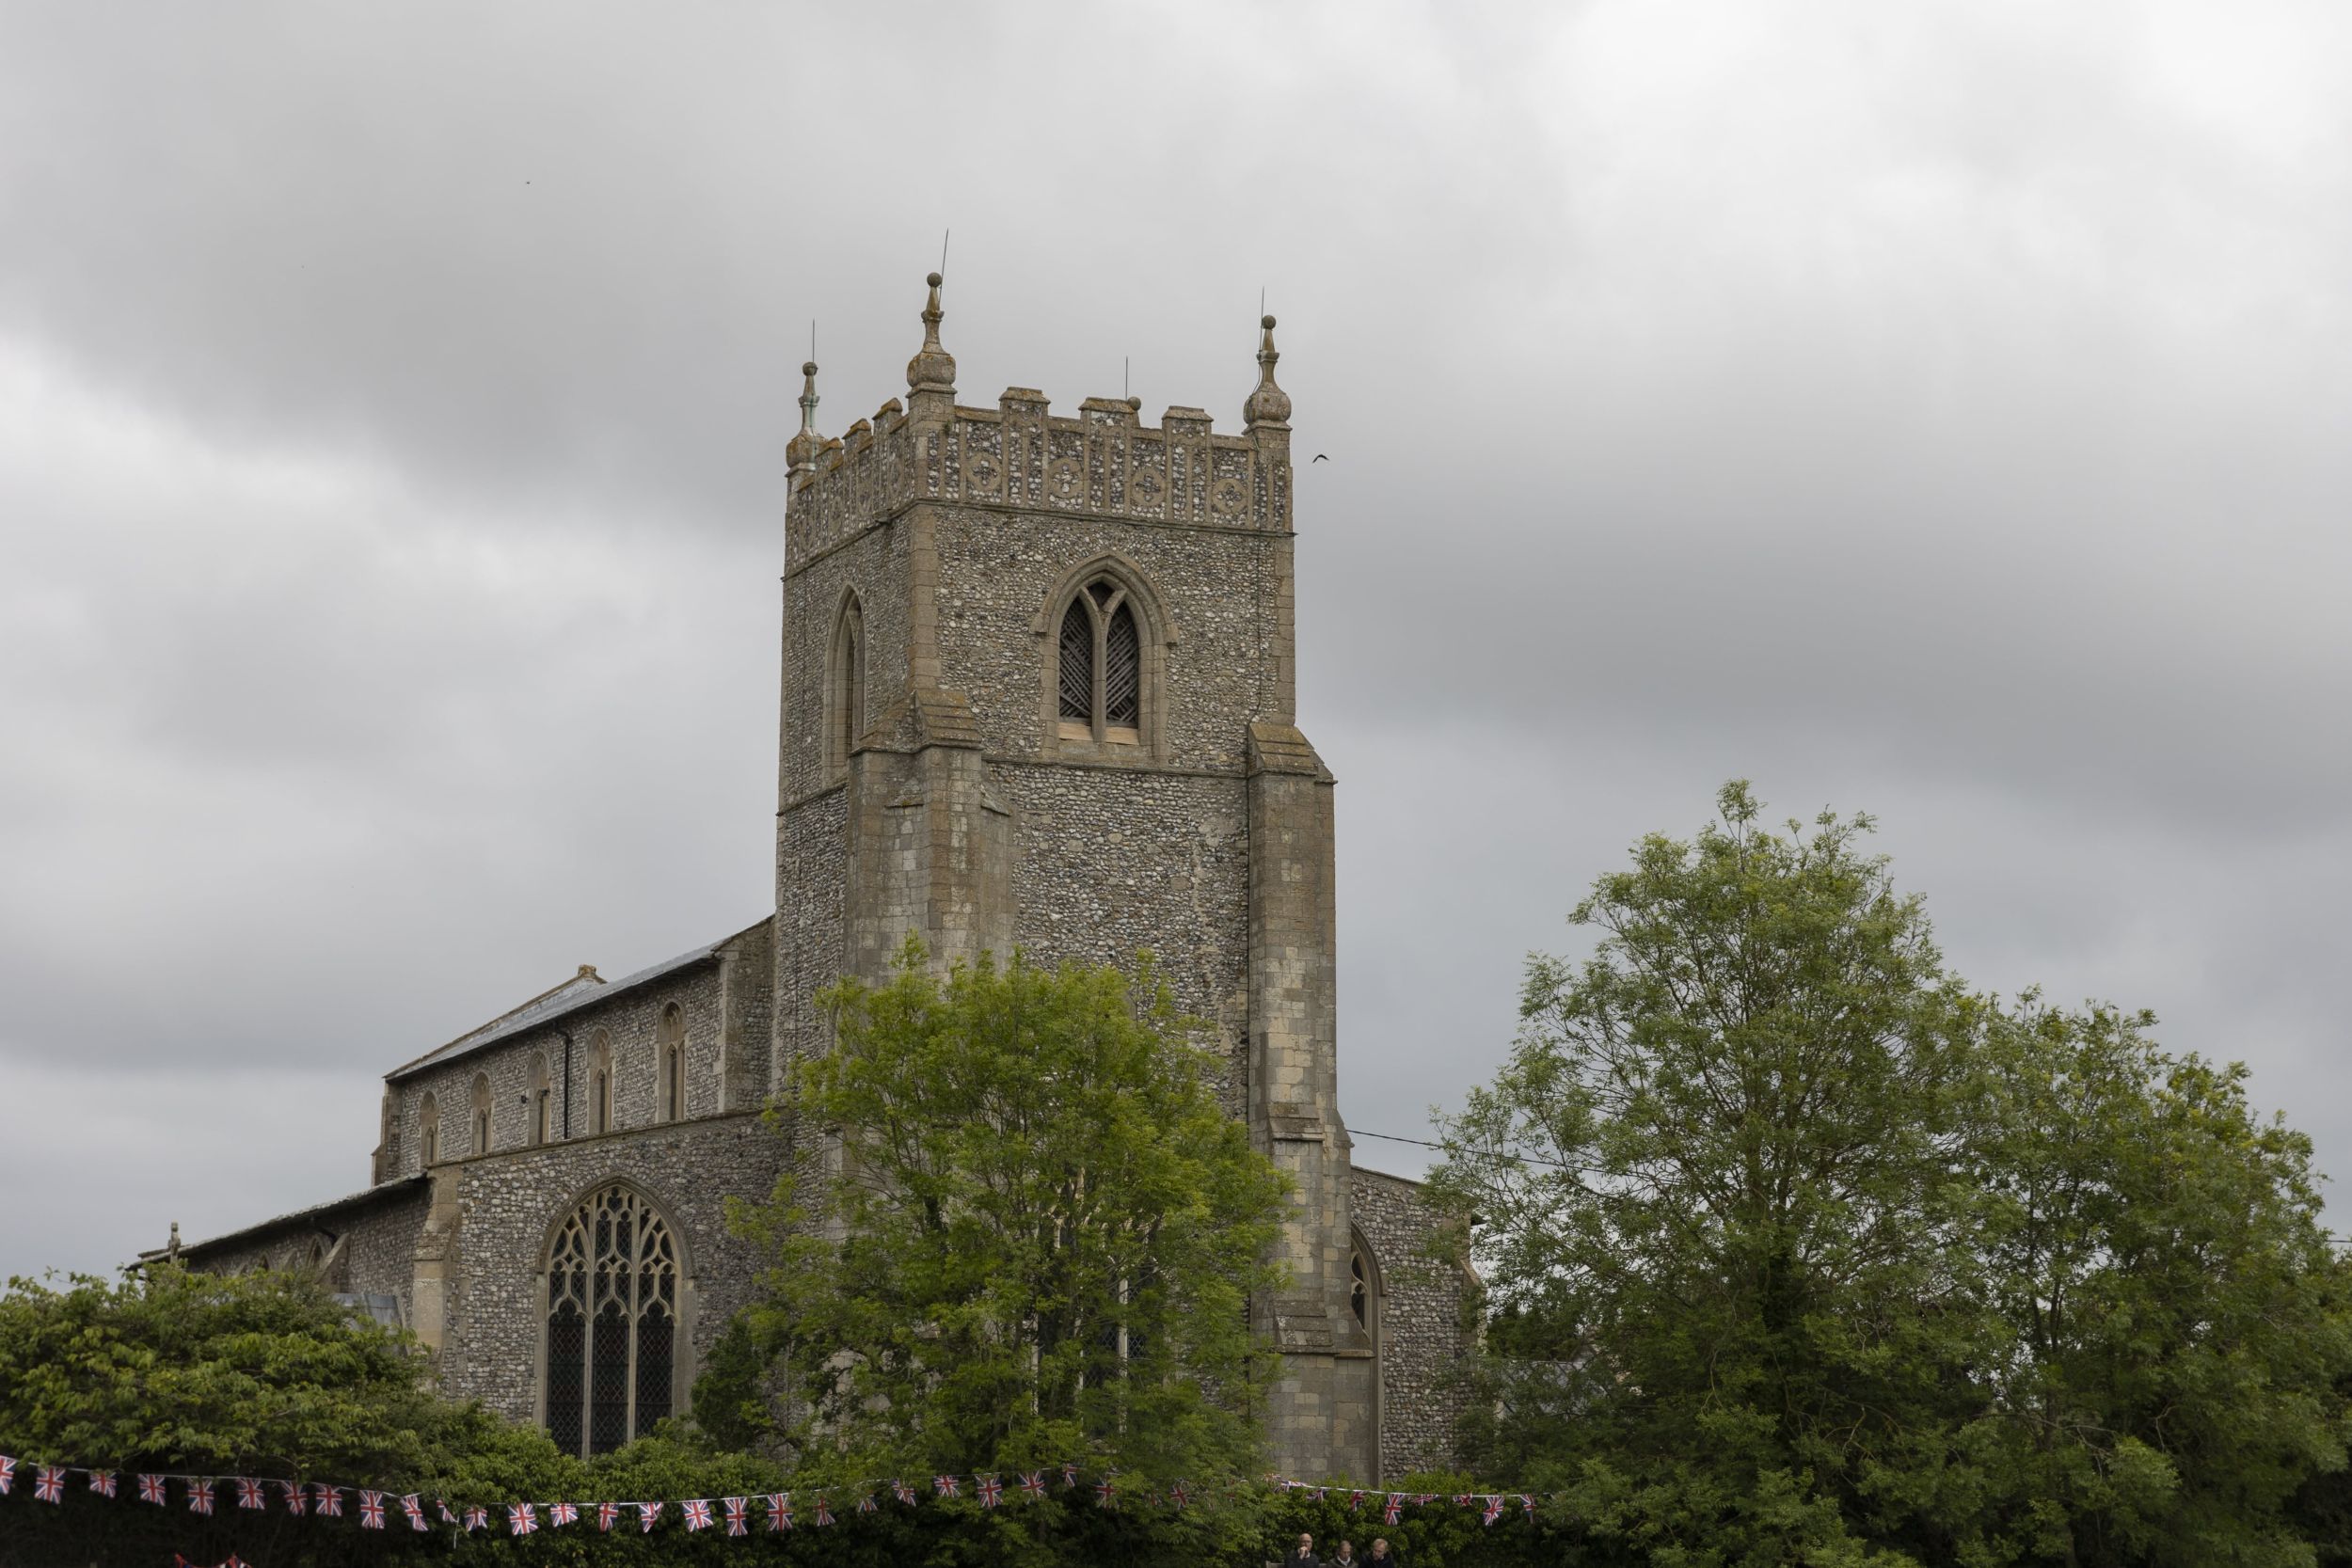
xmin=1382 ymin=1494 xmax=1402 ymax=1526
xmin=1061 ymin=1462 xmax=1079 ymax=1488
xmin=814 ymin=1493 xmax=834 ymax=1527
xmin=358 ymin=1489 xmax=386 ymax=1528
xmin=88 ymin=1469 xmax=118 ymax=1498
xmin=1021 ymin=1471 xmax=1046 ymax=1498
xmin=1521 ymin=1494 xmax=1536 ymax=1518
xmin=402 ymin=1494 xmax=428 ymax=1530
xmin=891 ymin=1479 xmax=915 ymax=1506
xmin=639 ymin=1499 xmax=664 ymax=1532
xmin=683 ymin=1498 xmax=713 ymax=1531
xmin=933 ymin=1473 xmax=960 ymax=1498
xmin=766 ymin=1492 xmax=792 ymax=1530
xmin=279 ymin=1481 xmax=305 ymax=1514
xmin=315 ymin=1484 xmax=344 ymax=1517
xmin=1312 ymin=1486 xmax=1327 ymax=1502
xmin=549 ymin=1501 xmax=579 ymax=1528
xmin=1482 ymin=1495 xmax=1503 ymax=1527
xmin=1170 ymin=1481 xmax=1190 ymax=1510
xmin=465 ymin=1505 xmax=489 ymax=1531
xmin=34 ymin=1465 xmax=64 ymax=1503
xmin=236 ymin=1477 xmax=266 ymax=1511
xmin=977 ymin=1475 xmax=1003 ymax=1509
xmin=1097 ymin=1477 xmax=1117 ymax=1509
xmin=0 ymin=1455 xmax=13 ymax=1495
xmin=724 ymin=1497 xmax=749 ymax=1535
xmin=438 ymin=1498 xmax=457 ymax=1524
xmin=187 ymin=1479 xmax=215 ymax=1515
xmin=509 ymin=1502 xmax=538 ymax=1535
xmin=596 ymin=1501 xmax=620 ymax=1531
xmin=137 ymin=1474 xmax=167 ymax=1506
xmin=1348 ymin=1490 xmax=1364 ymax=1511
xmin=1454 ymin=1494 xmax=1472 ymax=1509
xmin=856 ymin=1492 xmax=876 ymax=1513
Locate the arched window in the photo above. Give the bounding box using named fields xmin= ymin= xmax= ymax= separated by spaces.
xmin=827 ymin=593 xmax=866 ymax=778
xmin=658 ymin=1005 xmax=685 ymax=1123
xmin=1057 ymin=577 xmax=1143 ymax=742
xmin=590 ymin=1031 xmax=613 ymax=1135
xmin=528 ymin=1052 xmax=552 ymax=1146
xmin=470 ymin=1072 xmax=493 ymax=1156
xmin=543 ymin=1185 xmax=680 ymax=1458
xmin=1349 ymin=1227 xmax=1381 ymax=1343
xmin=419 ymin=1092 xmax=440 ymax=1167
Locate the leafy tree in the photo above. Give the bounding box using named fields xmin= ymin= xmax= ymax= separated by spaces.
xmin=711 ymin=940 xmax=1288 ymax=1560
xmin=1428 ymin=783 xmax=2352 ymax=1567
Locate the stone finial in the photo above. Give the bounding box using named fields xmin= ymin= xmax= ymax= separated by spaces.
xmin=167 ymin=1221 xmax=181 ymax=1264
xmin=1245 ymin=313 xmax=1291 ymax=428
xmin=906 ymin=271 xmax=957 ymax=395
xmin=787 ymin=361 xmax=821 ymax=471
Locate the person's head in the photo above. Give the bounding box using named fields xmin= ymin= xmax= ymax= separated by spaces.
xmin=1338 ymin=1541 xmax=1356 ymax=1560
xmin=1297 ymin=1533 xmax=1314 ymax=1554
xmin=1370 ymin=1540 xmax=1391 ymax=1559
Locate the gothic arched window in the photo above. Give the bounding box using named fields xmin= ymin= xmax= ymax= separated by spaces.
xmin=469 ymin=1072 xmax=493 ymax=1156
xmin=528 ymin=1052 xmax=551 ymax=1146
xmin=590 ymin=1031 xmax=613 ymax=1135
xmin=543 ymin=1185 xmax=680 ymax=1458
xmin=1057 ymin=578 xmax=1143 ymax=741
xmin=827 ymin=593 xmax=866 ymax=779
xmin=1349 ymin=1227 xmax=1380 ymax=1343
xmin=658 ymin=1005 xmax=685 ymax=1124
xmin=419 ymin=1092 xmax=440 ymax=1167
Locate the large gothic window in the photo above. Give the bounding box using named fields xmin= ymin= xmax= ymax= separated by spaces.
xmin=1057 ymin=578 xmax=1142 ymax=741
xmin=544 ymin=1185 xmax=680 ymax=1459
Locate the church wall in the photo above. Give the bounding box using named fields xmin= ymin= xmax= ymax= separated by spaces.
xmin=176 ymin=1188 xmax=428 ymax=1328
xmin=389 ymin=957 xmax=737 ymax=1180
xmin=431 ymin=1114 xmax=785 ymax=1423
xmin=930 ymin=503 xmax=1293 ymax=761
xmin=773 ymin=785 xmax=848 ymax=1080
xmin=1350 ymin=1168 xmax=1470 ymax=1480
xmin=778 ymin=519 xmax=910 ymax=807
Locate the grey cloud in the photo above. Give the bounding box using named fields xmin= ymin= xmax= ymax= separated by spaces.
xmin=3 ymin=0 xmax=2348 ymax=1277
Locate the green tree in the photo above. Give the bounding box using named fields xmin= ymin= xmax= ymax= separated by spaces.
xmin=1428 ymin=784 xmax=2352 ymax=1567
xmin=711 ymin=940 xmax=1288 ymax=1557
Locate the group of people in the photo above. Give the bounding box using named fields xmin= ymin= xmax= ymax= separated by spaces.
xmin=1280 ymin=1532 xmax=1399 ymax=1567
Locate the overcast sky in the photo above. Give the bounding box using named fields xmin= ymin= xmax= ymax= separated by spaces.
xmin=3 ymin=1 xmax=2348 ymax=1278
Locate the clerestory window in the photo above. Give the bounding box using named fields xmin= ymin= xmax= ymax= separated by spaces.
xmin=658 ymin=1004 xmax=685 ymax=1124
xmin=419 ymin=1092 xmax=440 ymax=1166
xmin=1057 ymin=578 xmax=1142 ymax=742
xmin=542 ymin=1184 xmax=680 ymax=1458
xmin=470 ymin=1072 xmax=493 ymax=1156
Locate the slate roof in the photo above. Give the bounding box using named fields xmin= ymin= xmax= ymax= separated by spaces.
xmin=383 ymin=919 xmax=766 ymax=1084
xmin=140 ymin=1175 xmax=428 ymax=1262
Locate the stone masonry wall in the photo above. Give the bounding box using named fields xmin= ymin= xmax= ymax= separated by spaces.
xmin=434 ymin=1113 xmax=787 ymax=1423
xmin=179 ymin=1187 xmax=428 ymax=1327
xmin=1350 ymin=1167 xmax=1469 ymax=1479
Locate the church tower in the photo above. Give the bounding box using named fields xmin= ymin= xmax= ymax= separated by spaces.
xmin=771 ymin=276 xmax=1373 ymax=1481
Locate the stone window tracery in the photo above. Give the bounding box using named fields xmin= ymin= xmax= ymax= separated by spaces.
xmin=419 ymin=1092 xmax=440 ymax=1166
xmin=469 ymin=1072 xmax=493 ymax=1156
xmin=1056 ymin=576 xmax=1144 ymax=742
xmin=1349 ymin=1227 xmax=1379 ymax=1343
xmin=542 ymin=1184 xmax=679 ymax=1459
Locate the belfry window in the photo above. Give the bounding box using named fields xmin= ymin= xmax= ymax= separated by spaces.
xmin=543 ymin=1184 xmax=679 ymax=1458
xmin=1057 ymin=578 xmax=1142 ymax=741
xmin=590 ymin=1031 xmax=613 ymax=1135
xmin=419 ymin=1092 xmax=440 ymax=1166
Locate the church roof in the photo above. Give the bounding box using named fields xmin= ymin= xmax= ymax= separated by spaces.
xmin=138 ymin=1175 xmax=429 ymax=1264
xmin=384 ymin=922 xmax=761 ymax=1083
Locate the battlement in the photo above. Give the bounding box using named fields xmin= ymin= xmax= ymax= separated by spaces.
xmin=784 ymin=276 xmax=1292 ymax=566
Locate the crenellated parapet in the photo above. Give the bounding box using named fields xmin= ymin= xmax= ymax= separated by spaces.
xmin=785 ymin=277 xmax=1293 ymax=570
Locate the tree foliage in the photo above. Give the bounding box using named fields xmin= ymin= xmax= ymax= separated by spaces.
xmin=711 ymin=940 xmax=1289 ymax=1558
xmin=1428 ymin=783 xmax=2352 ymax=1567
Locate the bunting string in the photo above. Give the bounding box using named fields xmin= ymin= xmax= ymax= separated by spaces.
xmin=0 ymin=1450 xmax=1552 ymax=1536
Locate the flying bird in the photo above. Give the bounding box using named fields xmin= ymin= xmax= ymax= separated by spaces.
xmin=1312 ymin=453 xmax=1329 ymax=462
